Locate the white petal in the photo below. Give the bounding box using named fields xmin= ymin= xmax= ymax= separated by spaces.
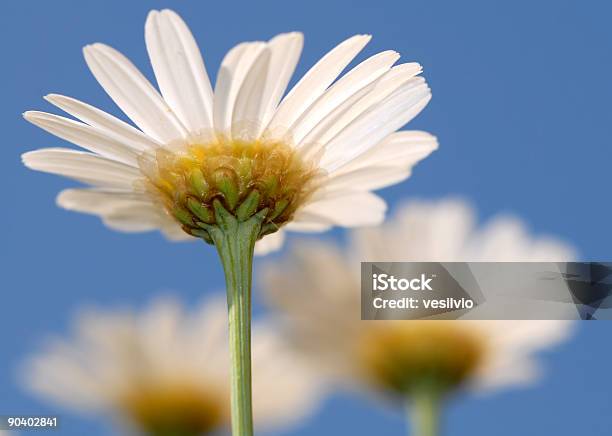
xmin=232 ymin=47 xmax=272 ymax=140
xmin=297 ymin=85 xmax=376 ymax=162
xmin=299 ymin=63 xmax=422 ymax=157
xmin=56 ymin=188 xmax=154 ymax=215
xmin=44 ymin=94 xmax=159 ymax=152
xmin=266 ymin=34 xmax=371 ymax=135
xmin=145 ymin=10 xmax=214 ymax=132
xmin=22 ymin=148 xmax=140 ymax=189
xmin=290 ymin=50 xmax=399 ymax=144
xmin=474 ymin=355 xmax=540 ymax=392
xmin=323 ymin=131 xmax=438 ymax=190
xmin=351 ymin=199 xmax=476 ymax=262
xmin=466 ymin=218 xmax=577 ymax=261
xmin=286 ymin=216 xmax=333 ymax=233
xmin=213 ymin=42 xmax=266 ymax=136
xmin=473 ymin=321 xmax=575 ymax=391
xmin=55 ymin=188 xmax=194 ymax=242
xmin=324 ymin=166 xmax=411 ymax=192
xmin=160 ymin=220 xmax=195 ymax=241
xmin=251 ymin=323 xmax=325 ymax=429
xmin=256 ymin=33 xmax=304 ymax=132
xmin=492 ymin=321 xmax=575 ymax=352
xmin=298 ymin=191 xmax=387 ymax=227
xmin=290 ymin=209 xmax=335 ymax=228
xmin=22 ymin=349 xmax=108 ymax=410
xmin=83 ymin=43 xmax=187 ymax=143
xmin=57 ymin=188 xmax=172 ymax=234
xmin=332 ymin=131 xmax=438 ymax=175
xmin=320 ymin=79 xmax=431 ymax=171
xmin=102 ymin=207 xmax=165 ymax=232
xmin=24 ymin=111 xmax=140 ymax=167
xmin=138 ymin=297 xmax=185 ymax=359
xmin=255 ymin=230 xmax=286 ymax=255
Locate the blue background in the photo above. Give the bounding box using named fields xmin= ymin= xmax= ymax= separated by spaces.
xmin=2 ymin=0 xmax=610 ymax=435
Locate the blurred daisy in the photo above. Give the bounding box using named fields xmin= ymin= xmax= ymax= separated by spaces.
xmin=22 ymin=297 xmax=322 ymax=436
xmin=22 ymin=8 xmax=436 ymax=255
xmin=261 ymin=198 xmax=576 ymax=436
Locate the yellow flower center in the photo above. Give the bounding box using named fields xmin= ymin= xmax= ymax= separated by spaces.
xmin=139 ymin=136 xmax=322 ymax=241
xmin=119 ymin=383 xmax=228 ymax=436
xmin=354 ymin=321 xmax=487 ymax=395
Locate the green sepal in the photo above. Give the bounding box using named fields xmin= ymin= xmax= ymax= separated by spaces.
xmin=267 ymin=198 xmax=289 ymax=221
xmin=260 ymin=221 xmax=279 ymax=237
xmin=212 ymin=198 xmax=237 ymax=230
xmin=190 ymin=228 xmax=213 ymax=244
xmin=188 ymin=168 xmax=210 ymax=198
xmin=213 ymin=168 xmax=239 ymax=210
xmin=173 ymin=207 xmax=194 ymax=227
xmin=236 ymin=190 xmax=261 ymax=222
xmin=187 ymin=197 xmax=214 ymax=223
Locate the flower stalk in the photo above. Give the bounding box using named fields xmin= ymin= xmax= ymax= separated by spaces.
xmin=206 ymin=200 xmax=268 ymax=436
xmin=408 ymin=382 xmax=442 ymax=436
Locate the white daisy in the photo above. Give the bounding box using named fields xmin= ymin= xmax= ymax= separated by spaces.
xmin=22 ymin=296 xmax=322 ymax=436
xmin=22 ymin=8 xmax=437 ymax=255
xmin=260 ymin=199 xmax=576 ymax=435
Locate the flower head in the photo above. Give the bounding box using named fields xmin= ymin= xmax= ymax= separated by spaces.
xmin=22 ymin=9 xmax=437 ymax=254
xmin=260 ymin=199 xmax=576 ymax=398
xmin=22 ymin=297 xmax=322 ymax=435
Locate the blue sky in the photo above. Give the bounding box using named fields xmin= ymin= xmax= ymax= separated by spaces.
xmin=1 ymin=0 xmax=610 ymax=435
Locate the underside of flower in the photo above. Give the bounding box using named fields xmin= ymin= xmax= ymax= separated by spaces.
xmin=139 ymin=136 xmax=322 ymax=243
xmin=354 ymin=322 xmax=486 ymax=395
xmin=119 ymin=383 xmax=227 ymax=436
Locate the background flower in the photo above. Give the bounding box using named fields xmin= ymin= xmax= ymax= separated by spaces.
xmin=22 ymin=296 xmax=322 ymax=435
xmin=260 ymin=199 xmax=577 ymax=433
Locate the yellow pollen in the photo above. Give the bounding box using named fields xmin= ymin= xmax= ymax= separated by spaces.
xmin=354 ymin=321 xmax=487 ymax=395
xmin=139 ymin=137 xmax=322 ymax=240
xmin=119 ymin=383 xmax=228 ymax=436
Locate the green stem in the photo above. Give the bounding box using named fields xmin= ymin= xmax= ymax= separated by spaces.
xmin=206 ymin=200 xmax=266 ymax=436
xmin=409 ymin=386 xmax=442 ymax=436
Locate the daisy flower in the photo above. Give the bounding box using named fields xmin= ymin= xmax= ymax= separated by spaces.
xmin=22 ymin=297 xmax=322 ymax=436
xmin=260 ymin=199 xmax=576 ymax=436
xmin=22 ymin=10 xmax=436 ymax=255
xmin=21 ymin=10 xmax=436 ymax=432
